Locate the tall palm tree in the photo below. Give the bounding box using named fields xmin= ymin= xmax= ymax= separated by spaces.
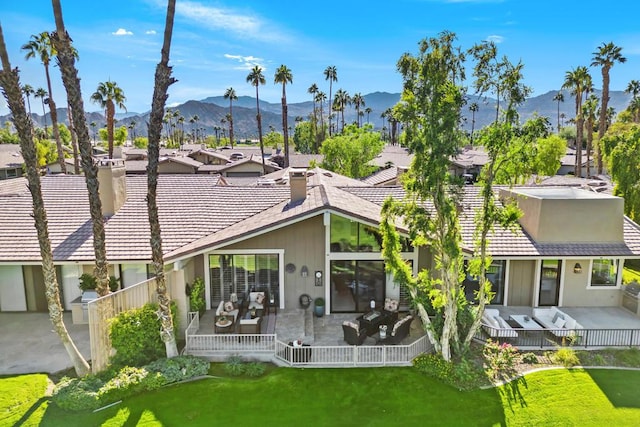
xmin=0 ymin=21 xmax=90 ymax=376
xmin=307 ymin=83 xmax=318 ymax=143
xmin=67 ymin=100 xmax=80 ymax=174
xmin=625 ymin=80 xmax=640 ymax=122
xmin=34 ymin=87 xmax=48 ymax=132
xmin=626 ymin=79 xmax=640 ymax=99
xmin=315 ymin=91 xmax=327 ymax=149
xmin=552 ymin=92 xmax=564 ymax=132
xmin=352 ymin=92 xmax=365 ymax=127
xmin=246 ymin=65 xmax=266 ymax=174
xmin=323 ymin=65 xmax=337 ymax=136
xmin=364 ymin=106 xmax=372 ymax=124
xmin=628 ymin=98 xmax=640 ymax=123
xmin=191 ymin=114 xmax=199 ymax=142
xmin=90 ymin=121 xmax=97 ymax=143
xmin=274 ymin=64 xmax=293 ymax=168
xmin=582 ymin=95 xmax=599 ymax=178
xmin=51 ymin=0 xmax=110 ymax=297
xmin=334 ymin=89 xmax=350 ymax=132
xmin=592 ymin=42 xmax=626 ymax=174
xmin=129 ymin=120 xmax=136 ymax=142
xmin=563 ymin=66 xmax=591 ymax=177
xmin=145 ymin=0 xmax=179 ymax=358
xmin=223 ymin=87 xmax=237 ymax=148
xmin=90 ymin=80 xmax=126 ymax=159
xmin=22 ymin=83 xmax=34 ymax=120
xmin=469 ymin=102 xmax=479 ymax=144
xmin=22 ymin=32 xmax=66 ymax=173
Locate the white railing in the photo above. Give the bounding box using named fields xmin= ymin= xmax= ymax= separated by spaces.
xmin=183 ymin=311 xmax=431 ymax=366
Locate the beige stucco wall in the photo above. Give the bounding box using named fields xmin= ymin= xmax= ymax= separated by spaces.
xmin=225 ymin=215 xmax=325 ymax=309
xmin=508 ymin=260 xmax=535 ymax=306
xmin=562 ymin=258 xmax=621 ymax=307
xmin=502 ymin=188 xmax=624 ymax=243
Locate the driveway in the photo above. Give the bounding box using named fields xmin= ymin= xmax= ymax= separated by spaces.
xmin=0 ymin=312 xmax=91 ymax=375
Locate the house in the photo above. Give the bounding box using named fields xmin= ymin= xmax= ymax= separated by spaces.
xmin=0 ymin=144 xmax=24 ymax=180
xmin=1 ymin=164 xmax=640 ymax=334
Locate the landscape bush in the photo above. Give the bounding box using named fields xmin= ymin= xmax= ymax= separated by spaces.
xmin=109 ymin=302 xmax=177 ymax=368
xmin=52 ymin=356 xmax=209 ymax=411
xmin=483 ymin=340 xmax=519 ymax=380
xmin=223 ymin=355 xmax=245 ymax=376
xmin=188 ymin=277 xmax=206 ymax=316
xmin=552 ymin=347 xmax=580 ymax=367
xmin=521 ymin=352 xmax=539 ymax=364
xmin=244 ymin=362 xmax=267 ymax=377
xmin=412 ymin=353 xmax=484 ymax=391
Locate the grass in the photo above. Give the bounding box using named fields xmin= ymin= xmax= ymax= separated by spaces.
xmin=3 ymin=365 xmax=640 ymax=426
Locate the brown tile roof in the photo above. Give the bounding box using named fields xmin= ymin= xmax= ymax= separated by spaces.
xmin=0 ymin=144 xmax=23 ymax=169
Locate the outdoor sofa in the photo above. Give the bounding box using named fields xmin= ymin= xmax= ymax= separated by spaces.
xmin=533 ymin=307 xmax=583 ymax=337
xmin=481 ymin=308 xmax=518 ymax=338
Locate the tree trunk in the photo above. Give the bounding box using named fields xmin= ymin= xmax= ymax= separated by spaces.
xmin=597 ymin=68 xmax=610 ymax=174
xmin=67 ymin=100 xmax=80 ymax=174
xmin=107 ymin=100 xmax=115 ymax=159
xmin=229 ymin=102 xmax=234 ymax=148
xmin=0 ymin=22 xmax=90 ymax=377
xmin=44 ymin=64 xmax=66 ymax=174
xmin=282 ymin=88 xmax=289 ymax=168
xmin=147 ymin=0 xmax=179 ymax=358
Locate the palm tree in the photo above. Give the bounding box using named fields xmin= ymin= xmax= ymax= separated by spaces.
xmin=90 ymin=121 xmax=97 ymax=143
xmin=274 ymin=64 xmax=293 ymax=168
xmin=307 ymin=83 xmax=318 ymax=143
xmin=191 ymin=114 xmax=199 ymax=142
xmin=22 ymin=84 xmax=34 ymax=120
xmin=469 ymin=102 xmax=479 ymax=143
xmin=0 ymin=21 xmax=90 ymax=376
xmin=34 ymin=87 xmax=48 ymax=133
xmin=324 ymin=65 xmax=337 ymax=136
xmin=129 ymin=120 xmax=136 ymax=142
xmin=220 ymin=117 xmax=227 ymax=139
xmin=246 ymin=65 xmax=266 ymax=174
xmin=592 ymin=42 xmax=626 ymax=174
xmin=223 ymin=87 xmax=237 ymax=148
xmin=315 ymin=91 xmax=327 ymax=149
xmin=563 ymin=66 xmax=591 ymax=177
xmin=145 ymin=0 xmax=179 ymax=359
xmin=51 ymin=0 xmax=111 ymax=298
xmin=334 ymin=89 xmax=350 ymax=132
xmin=625 ymin=80 xmax=640 ymax=122
xmin=67 ymin=99 xmax=80 ymax=174
xmin=352 ymin=92 xmax=365 ymax=127
xmin=626 ymin=79 xmax=640 ymax=99
xmin=90 ymin=80 xmax=126 ymax=159
xmin=364 ymin=106 xmax=372 ymax=124
xmin=22 ymin=32 xmax=66 ymax=173
xmin=582 ymin=95 xmax=599 ymax=178
xmin=552 ymin=92 xmax=564 ymax=132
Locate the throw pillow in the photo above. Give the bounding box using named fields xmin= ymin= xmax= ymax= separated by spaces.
xmin=343 ymin=321 xmax=359 ymax=332
xmin=553 ymin=317 xmax=566 ymax=329
xmin=224 ymin=301 xmax=234 ymax=312
xmin=256 ymin=293 xmax=265 ymax=305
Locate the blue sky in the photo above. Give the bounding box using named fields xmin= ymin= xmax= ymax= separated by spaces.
xmin=1 ymin=0 xmax=639 ymax=115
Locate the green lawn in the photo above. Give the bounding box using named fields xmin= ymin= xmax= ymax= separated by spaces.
xmin=3 ymin=367 xmax=640 ymax=426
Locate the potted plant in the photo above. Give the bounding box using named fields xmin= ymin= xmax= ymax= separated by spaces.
xmin=314 ymin=297 xmax=325 ymax=317
xmin=78 ymin=273 xmax=98 ymax=301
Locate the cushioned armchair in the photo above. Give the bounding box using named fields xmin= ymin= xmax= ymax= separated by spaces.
xmin=381 ymin=315 xmax=413 ymax=345
xmin=342 ymin=321 xmax=368 ymax=345
xmin=382 ymin=298 xmax=399 ymax=325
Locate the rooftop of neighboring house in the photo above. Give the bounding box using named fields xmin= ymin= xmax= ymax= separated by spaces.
xmin=0 ymin=144 xmax=23 ymax=169
xmin=1 ymin=169 xmax=639 ymax=265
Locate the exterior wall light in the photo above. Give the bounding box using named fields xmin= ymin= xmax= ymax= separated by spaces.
xmin=573 ymin=263 xmax=582 ymax=274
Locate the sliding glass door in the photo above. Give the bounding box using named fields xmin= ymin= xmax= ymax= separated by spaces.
xmin=330 ymin=260 xmax=385 ymax=312
xmin=539 ymin=260 xmax=561 ymax=306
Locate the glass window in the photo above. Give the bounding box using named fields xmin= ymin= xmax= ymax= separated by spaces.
xmin=329 ymin=214 xmax=412 ymax=253
xmin=209 ymin=253 xmax=280 ymax=306
xmin=463 ymin=260 xmax=506 ymax=304
xmin=591 ymin=259 xmax=618 ymax=286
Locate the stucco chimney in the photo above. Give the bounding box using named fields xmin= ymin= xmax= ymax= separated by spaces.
xmin=289 ymin=168 xmax=307 ymax=203
xmin=97 ymin=158 xmax=127 ymax=216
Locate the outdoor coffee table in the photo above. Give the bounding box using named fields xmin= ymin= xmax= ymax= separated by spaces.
xmin=510 ymin=314 xmax=544 ymax=330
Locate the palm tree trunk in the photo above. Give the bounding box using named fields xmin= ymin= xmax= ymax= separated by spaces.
xmin=597 ymin=69 xmax=610 ymax=174
xmin=0 ymin=23 xmax=90 ymax=377
xmin=44 ymin=64 xmax=66 ymax=174
xmin=107 ymin=101 xmax=115 ymax=158
xmin=256 ymin=88 xmax=266 ymax=174
xmin=147 ymin=0 xmax=179 ymax=358
xmin=281 ymin=86 xmax=289 ymax=168
xmin=229 ymin=103 xmax=234 ymax=148
xmin=67 ymin=100 xmax=80 ymax=174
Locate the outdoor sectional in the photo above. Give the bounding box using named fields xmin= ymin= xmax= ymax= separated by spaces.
xmin=481 ymin=308 xmax=518 ymax=338
xmin=533 ymin=307 xmax=583 ymax=337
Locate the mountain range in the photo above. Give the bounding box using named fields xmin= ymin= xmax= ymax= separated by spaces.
xmin=4 ymin=90 xmax=633 ymax=140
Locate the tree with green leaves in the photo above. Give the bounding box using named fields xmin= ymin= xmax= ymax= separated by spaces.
xmin=592 ymin=42 xmax=626 ymax=174
xmin=22 ymin=31 xmax=66 ymax=174
xmin=324 ymin=65 xmax=337 ymax=136
xmin=383 ymin=32 xmax=467 ymax=361
xmin=604 ymin=123 xmax=640 ymax=221
xmin=334 ymin=88 xmax=350 ymax=133
xmin=274 ymin=65 xmax=293 ymax=167
xmin=22 ymin=83 xmax=34 ymax=119
xmin=352 ymin=93 xmax=365 ymax=127
xmin=0 ymin=22 xmax=90 ymax=376
xmin=145 ymin=0 xmax=179 ymax=359
xmin=553 ymin=92 xmax=564 ymax=132
xmin=246 ymin=65 xmax=266 ymax=174
xmin=307 ymin=83 xmax=318 ymax=146
xmin=223 ymin=87 xmax=237 ymax=148
xmin=562 ymin=66 xmax=591 ymax=177
xmin=535 ymin=133 xmax=566 ymax=177
xmin=90 ymin=80 xmax=126 ymax=159
xmin=293 ymin=120 xmax=314 ymax=154
xmin=320 ymin=123 xmax=383 ymax=178
xmin=365 ymin=106 xmax=372 ymax=124
xmin=315 ymin=90 xmax=327 ymax=147
xmin=625 ymin=80 xmax=640 ymax=123
xmin=582 ymin=94 xmax=599 ymax=177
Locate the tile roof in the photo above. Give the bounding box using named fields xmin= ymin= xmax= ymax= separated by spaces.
xmin=0 ymin=144 xmax=23 ymax=169
xmin=361 ymin=166 xmax=403 ymax=186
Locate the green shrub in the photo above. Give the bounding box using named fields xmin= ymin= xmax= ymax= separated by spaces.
xmin=244 ymin=362 xmax=266 ymax=377
xmin=521 ymin=352 xmax=538 ymax=364
xmin=553 ymin=347 xmax=579 ymax=367
xmin=146 ymin=355 xmax=209 ymax=383
xmin=52 ymin=376 xmax=103 ymax=411
xmin=188 ymin=277 xmax=206 ymax=316
xmin=109 ymin=302 xmax=177 ymax=368
xmin=223 ymin=355 xmax=245 ymax=376
xmin=97 ymin=366 xmax=163 ymax=404
xmin=483 ymin=339 xmax=519 ymax=380
xmin=413 ymin=354 xmax=455 ymax=381
xmin=413 ymin=353 xmax=483 ymax=390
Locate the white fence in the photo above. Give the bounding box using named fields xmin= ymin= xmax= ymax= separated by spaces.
xmin=184 ymin=312 xmax=432 ymax=367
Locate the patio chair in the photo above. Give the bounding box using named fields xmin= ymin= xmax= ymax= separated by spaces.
xmin=342 ymin=321 xmax=368 ymax=345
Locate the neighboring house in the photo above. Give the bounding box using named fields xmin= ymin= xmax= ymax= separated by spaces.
xmin=0 ymin=144 xmax=23 ymax=180
xmin=361 ymin=166 xmax=408 ymax=186
xmin=46 ymin=158 xmax=77 ymax=175
xmin=1 ymin=165 xmax=639 ymax=334
xmin=215 ymin=155 xmax=281 ymax=178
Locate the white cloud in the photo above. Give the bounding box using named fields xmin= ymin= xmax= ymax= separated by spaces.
xmin=223 ymin=53 xmax=266 ymax=71
xmin=112 ymin=28 xmax=133 ymax=36
xmin=486 ymin=35 xmax=504 ymax=43
xmin=145 ymin=30 xmax=157 ymax=35
xmin=175 ymin=1 xmax=289 ymax=43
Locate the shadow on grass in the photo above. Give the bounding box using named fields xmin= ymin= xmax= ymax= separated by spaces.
xmin=12 ymin=397 xmax=49 ymax=427
xmin=586 ymin=368 xmax=640 ymax=409
xmin=498 ymin=375 xmax=529 ymax=414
